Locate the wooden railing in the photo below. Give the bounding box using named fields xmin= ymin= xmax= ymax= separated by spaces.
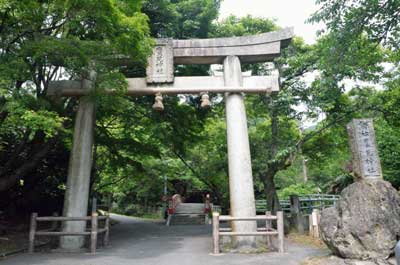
xmin=212 ymin=211 xmax=284 ymax=254
xmin=28 ymin=212 xmax=110 ymax=254
xmin=211 ymin=204 xmax=221 ymax=213
xmin=256 ymin=194 xmax=340 ymax=214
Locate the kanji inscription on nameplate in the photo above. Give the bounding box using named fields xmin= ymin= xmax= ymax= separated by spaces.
xmin=347 ymin=119 xmax=382 ymax=180
xmin=146 ymin=39 xmax=174 ymax=83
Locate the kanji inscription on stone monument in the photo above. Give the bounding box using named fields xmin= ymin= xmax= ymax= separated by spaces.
xmin=347 ymin=118 xmax=382 ymax=180
xmin=146 ymin=38 xmax=174 ymax=83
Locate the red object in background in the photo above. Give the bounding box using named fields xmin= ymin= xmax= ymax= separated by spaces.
xmin=204 ymin=193 xmax=211 ymax=213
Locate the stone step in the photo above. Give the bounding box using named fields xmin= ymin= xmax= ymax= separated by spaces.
xmin=176 ymin=203 xmax=204 ymax=208
xmin=169 ymin=214 xmax=206 ymax=225
xmin=175 ymin=208 xmax=204 ymax=212
xmin=174 ymin=209 xmax=204 ymax=214
xmin=174 ymin=203 xmax=205 ymax=214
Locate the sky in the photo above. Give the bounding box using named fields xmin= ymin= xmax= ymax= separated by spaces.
xmin=217 ymin=1 xmax=328 ymax=128
xmin=219 ymin=0 xmax=323 ymax=44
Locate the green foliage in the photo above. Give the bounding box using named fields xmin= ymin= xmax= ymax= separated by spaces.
xmin=310 ymin=0 xmax=400 ymax=51
xmin=375 ymin=119 xmax=400 ymax=188
xmin=278 ymin=183 xmax=318 ymax=199
xmin=302 ymin=125 xmax=350 ymax=190
xmin=374 ymin=76 xmax=400 ymax=127
xmin=0 ymin=0 xmax=152 ymax=213
xmin=91 ymin=0 xmax=223 ymax=212
xmin=211 ymin=15 xmax=278 ymax=37
xmin=143 ymin=0 xmax=220 ymax=38
xmin=2 ymin=0 xmax=400 ymax=219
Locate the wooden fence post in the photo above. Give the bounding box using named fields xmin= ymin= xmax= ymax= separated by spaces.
xmin=104 ymin=214 xmax=110 ymax=246
xmin=92 ymin=197 xmax=97 ymax=214
xmin=265 ymin=211 xmax=272 ymax=247
xmin=313 ymin=209 xmax=320 ymax=238
xmin=277 ymin=211 xmax=284 ymax=253
xmin=212 ymin=212 xmax=220 ymax=254
xmin=51 ymin=212 xmax=58 ymax=231
xmin=309 ymin=209 xmax=321 ymax=238
xmin=290 ymin=195 xmax=304 ymax=234
xmin=28 ymin=213 xmax=38 ymax=253
xmin=90 ymin=212 xmax=98 ymax=254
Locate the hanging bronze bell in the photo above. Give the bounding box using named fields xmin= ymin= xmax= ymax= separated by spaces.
xmin=152 ymin=93 xmax=164 ymax=111
xmin=200 ymin=93 xmax=211 ymax=109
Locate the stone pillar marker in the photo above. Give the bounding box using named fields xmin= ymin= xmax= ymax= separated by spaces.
xmin=60 ymin=75 xmax=96 ymax=250
xmin=347 ymin=118 xmax=383 ymax=180
xmin=224 ymin=55 xmax=257 ymax=248
xmin=320 ymin=118 xmax=400 ymax=261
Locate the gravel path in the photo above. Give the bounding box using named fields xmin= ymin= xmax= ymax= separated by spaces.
xmin=0 ymin=214 xmax=328 ymax=265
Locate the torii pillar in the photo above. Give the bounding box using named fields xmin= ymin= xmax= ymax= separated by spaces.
xmin=59 ymin=76 xmax=95 ymax=250
xmin=49 ymin=28 xmax=293 ymax=251
xmin=224 ymin=55 xmax=257 ymax=247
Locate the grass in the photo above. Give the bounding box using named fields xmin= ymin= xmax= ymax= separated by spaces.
xmin=140 ymin=212 xmax=163 ymax=220
xmin=301 ymin=257 xmax=327 ymax=265
xmin=287 ymin=232 xmax=328 ymax=249
xmin=0 ymin=231 xmax=36 ymax=255
xmin=0 ymin=239 xmax=20 ymax=254
xmin=220 ymin=238 xmax=273 ymax=254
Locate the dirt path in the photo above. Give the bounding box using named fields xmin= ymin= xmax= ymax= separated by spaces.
xmin=0 ymin=214 xmax=328 ymax=265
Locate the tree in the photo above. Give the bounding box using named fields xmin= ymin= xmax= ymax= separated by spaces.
xmin=92 ymin=0 xmax=222 ymax=211
xmin=310 ymin=0 xmax=400 ymax=189
xmin=0 ymin=0 xmax=152 ymax=212
xmin=310 ymin=0 xmax=400 ymax=50
xmin=209 ymin=14 xmax=384 ymax=212
xmin=309 ymin=0 xmax=400 ymax=124
xmin=143 ymin=0 xmax=220 ymax=39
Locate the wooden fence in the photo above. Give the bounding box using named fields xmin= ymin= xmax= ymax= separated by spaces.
xmin=91 ymin=197 xmax=112 ymax=214
xmin=256 ymin=194 xmax=340 ymax=214
xmin=212 ymin=211 xmax=284 ymax=254
xmin=255 ymin=195 xmax=335 ymax=235
xmin=308 ymin=209 xmax=321 ymax=238
xmin=28 ymin=212 xmax=110 ymax=254
xmin=211 ymin=204 xmax=222 ymax=213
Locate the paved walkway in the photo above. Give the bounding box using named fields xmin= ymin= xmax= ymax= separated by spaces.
xmin=1 ymin=214 xmax=328 ymax=265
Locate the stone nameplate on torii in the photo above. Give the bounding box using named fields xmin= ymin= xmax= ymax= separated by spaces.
xmin=347 ymin=118 xmax=383 ymax=180
xmin=146 ymin=38 xmax=174 ymax=84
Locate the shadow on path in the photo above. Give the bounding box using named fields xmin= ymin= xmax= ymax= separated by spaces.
xmin=0 ymin=214 xmax=328 ymax=265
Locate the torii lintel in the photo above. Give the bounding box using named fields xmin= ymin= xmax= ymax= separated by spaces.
xmin=48 ymin=28 xmax=294 ymax=96
xmin=172 ymin=27 xmax=294 ymax=65
xmin=145 ymin=28 xmax=293 ymax=85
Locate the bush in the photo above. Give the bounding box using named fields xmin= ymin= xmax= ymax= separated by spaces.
xmin=278 ymin=183 xmax=318 ymax=199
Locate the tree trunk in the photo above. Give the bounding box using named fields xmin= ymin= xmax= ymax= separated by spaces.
xmin=263 ymin=173 xmax=281 ymax=214
xmin=210 ymin=187 xmax=223 ymax=207
xmin=262 ymin=94 xmax=282 ymax=214
xmin=89 ymin=142 xmax=98 ymax=197
xmin=0 ymin=137 xmax=57 ymax=192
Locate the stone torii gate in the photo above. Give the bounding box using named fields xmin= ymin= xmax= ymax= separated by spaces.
xmin=49 ymin=28 xmax=293 ymax=250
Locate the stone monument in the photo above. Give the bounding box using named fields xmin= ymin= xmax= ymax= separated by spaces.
xmin=320 ymin=118 xmax=400 ymax=261
xmin=347 ymin=119 xmax=382 ymax=180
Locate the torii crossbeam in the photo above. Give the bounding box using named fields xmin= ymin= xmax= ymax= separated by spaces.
xmin=51 ymin=28 xmax=294 ymax=251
